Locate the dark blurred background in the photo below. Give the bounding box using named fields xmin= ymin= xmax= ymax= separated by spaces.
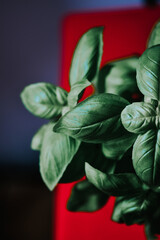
xmin=1 ymin=0 xmax=159 ymax=239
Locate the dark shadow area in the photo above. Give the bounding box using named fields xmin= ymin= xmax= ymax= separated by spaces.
xmin=144 ymin=0 xmax=157 ymax=6
xmin=0 ymin=163 xmax=52 ymax=240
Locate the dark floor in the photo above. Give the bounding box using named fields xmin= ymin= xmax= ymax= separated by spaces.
xmin=0 ymin=164 xmax=52 ymax=240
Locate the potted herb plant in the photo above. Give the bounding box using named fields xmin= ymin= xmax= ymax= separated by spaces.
xmin=20 ymin=20 xmax=160 ymax=240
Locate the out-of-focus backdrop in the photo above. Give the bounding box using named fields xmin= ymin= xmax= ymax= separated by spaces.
xmin=1 ymin=0 xmax=159 ymax=239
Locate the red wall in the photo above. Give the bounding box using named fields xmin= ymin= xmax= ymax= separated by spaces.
xmin=54 ymin=6 xmax=160 ymax=240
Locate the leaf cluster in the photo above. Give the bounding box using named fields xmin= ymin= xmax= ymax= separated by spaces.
xmin=20 ymin=21 xmax=160 ymax=239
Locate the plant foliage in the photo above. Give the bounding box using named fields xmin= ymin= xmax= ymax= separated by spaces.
xmin=20 ymin=22 xmax=160 ymax=239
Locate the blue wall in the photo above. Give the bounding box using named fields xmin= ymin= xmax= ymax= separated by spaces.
xmin=1 ymin=0 xmax=152 ymax=165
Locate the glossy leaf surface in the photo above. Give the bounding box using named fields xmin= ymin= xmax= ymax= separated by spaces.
xmin=137 ymin=45 xmax=160 ymax=100
xmin=40 ymin=123 xmax=80 ymax=190
xmin=121 ymin=102 xmax=157 ymax=134
xmin=69 ymin=27 xmax=103 ymax=86
xmin=67 ymin=179 xmax=109 ymax=212
xmin=133 ymin=129 xmax=160 ymax=186
xmin=53 ymin=93 xmax=129 ymax=143
xmin=20 ymin=83 xmax=68 ymax=119
xmin=85 ymin=163 xmax=142 ymax=196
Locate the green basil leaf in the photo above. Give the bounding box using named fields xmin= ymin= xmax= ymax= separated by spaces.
xmin=68 ymin=79 xmax=91 ymax=108
xmin=20 ymin=83 xmax=68 ymax=119
xmin=137 ymin=45 xmax=160 ymax=101
xmin=111 ymin=197 xmax=124 ymax=223
xmin=56 ymin=86 xmax=68 ymax=105
xmin=69 ymin=27 xmax=103 ymax=86
xmin=40 ymin=122 xmax=80 ymax=190
xmin=112 ymin=196 xmax=146 ymax=226
xmin=102 ymin=132 xmax=136 ymax=160
xmin=97 ymin=57 xmax=139 ymax=99
xmin=67 ymin=179 xmax=109 ymax=212
xmin=85 ymin=163 xmax=142 ymax=196
xmin=148 ymin=21 xmax=160 ymax=48
xmin=31 ymin=124 xmax=48 ymax=151
xmin=133 ymin=129 xmax=160 ymax=186
xmin=121 ymin=102 xmax=156 ymax=134
xmin=53 ymin=93 xmax=129 ymax=143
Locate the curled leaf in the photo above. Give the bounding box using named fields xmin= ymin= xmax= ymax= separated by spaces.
xmin=133 ymin=129 xmax=160 ymax=186
xmin=69 ymin=27 xmax=103 ymax=86
xmin=137 ymin=45 xmax=160 ymax=100
xmin=67 ymin=179 xmax=109 ymax=212
xmin=40 ymin=122 xmax=80 ymax=190
xmin=56 ymin=86 xmax=69 ymax=105
xmin=85 ymin=163 xmax=142 ymax=196
xmin=121 ymin=102 xmax=157 ymax=134
xmin=68 ymin=79 xmax=91 ymax=108
xmin=147 ymin=21 xmax=160 ymax=48
xmin=20 ymin=82 xmax=68 ymax=119
xmin=53 ymin=93 xmax=129 ymax=143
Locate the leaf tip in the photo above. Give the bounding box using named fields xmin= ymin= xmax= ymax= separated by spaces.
xmin=30 ymin=136 xmax=41 ymax=151
xmin=85 ymin=161 xmax=90 ymax=171
xmin=20 ymin=87 xmax=26 ymax=105
xmin=93 ymin=26 xmax=104 ymax=37
xmin=96 ymin=26 xmax=104 ymax=32
xmin=40 ymin=167 xmax=55 ymax=191
xmin=48 ymin=184 xmax=55 ymax=191
xmin=88 ymin=26 xmax=104 ymax=33
xmin=85 ymin=162 xmax=94 ymax=180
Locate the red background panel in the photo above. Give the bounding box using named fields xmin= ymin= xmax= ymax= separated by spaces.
xmin=53 ymin=6 xmax=160 ymax=240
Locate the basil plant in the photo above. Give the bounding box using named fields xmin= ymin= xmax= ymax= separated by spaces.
xmin=21 ymin=21 xmax=160 ymax=239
